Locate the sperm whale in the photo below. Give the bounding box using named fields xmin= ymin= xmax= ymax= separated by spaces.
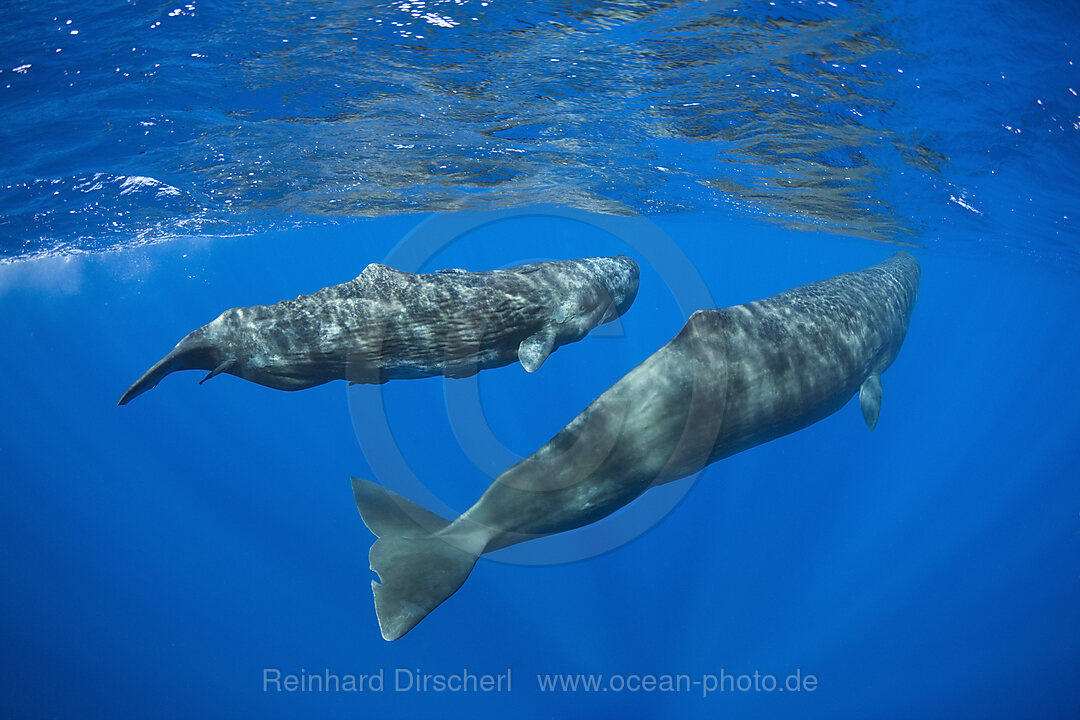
xmin=117 ymin=256 xmax=639 ymax=405
xmin=352 ymin=251 xmax=921 ymax=640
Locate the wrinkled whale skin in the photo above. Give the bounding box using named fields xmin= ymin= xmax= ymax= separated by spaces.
xmin=353 ymin=251 xmax=920 ymax=640
xmin=117 ymin=256 xmax=639 ymax=405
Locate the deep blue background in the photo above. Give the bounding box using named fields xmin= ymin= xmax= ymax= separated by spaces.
xmin=3 ymin=0 xmax=1080 ymax=716
xmin=2 ymin=211 xmax=1078 ymax=719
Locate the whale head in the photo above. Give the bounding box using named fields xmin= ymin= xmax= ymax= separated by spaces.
xmin=589 ymin=255 xmax=640 ymax=324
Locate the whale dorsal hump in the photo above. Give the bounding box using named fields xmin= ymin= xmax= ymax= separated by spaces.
xmin=355 ymin=263 xmax=412 ymax=291
xmin=360 ymin=262 xmax=406 ymax=278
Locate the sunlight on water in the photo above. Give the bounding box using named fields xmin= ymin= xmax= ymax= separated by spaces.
xmin=0 ymin=0 xmax=938 ymax=260
xmin=0 ymin=0 xmax=1077 ymax=267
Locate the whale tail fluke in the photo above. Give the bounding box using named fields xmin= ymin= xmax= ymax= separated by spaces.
xmin=117 ymin=337 xmax=227 ymax=406
xmin=351 ymin=478 xmax=484 ymax=641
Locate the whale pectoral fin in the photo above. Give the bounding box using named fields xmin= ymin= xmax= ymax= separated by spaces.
xmin=199 ymin=358 xmax=236 ymax=385
xmin=518 ymin=332 xmax=555 ymax=373
xmin=351 ymin=479 xmax=480 ymax=641
xmin=859 ymin=373 xmax=883 ymax=431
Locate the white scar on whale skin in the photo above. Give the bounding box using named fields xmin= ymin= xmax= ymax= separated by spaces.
xmin=117 ymin=256 xmax=639 ymax=405
xmin=352 ymin=251 xmax=921 ymax=640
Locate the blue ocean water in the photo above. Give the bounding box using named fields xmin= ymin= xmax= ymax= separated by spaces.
xmin=2 ymin=1 xmax=1079 ymax=719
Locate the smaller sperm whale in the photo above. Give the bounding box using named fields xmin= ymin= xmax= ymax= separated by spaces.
xmin=352 ymin=251 xmax=920 ymax=640
xmin=117 ymin=256 xmax=639 ymax=405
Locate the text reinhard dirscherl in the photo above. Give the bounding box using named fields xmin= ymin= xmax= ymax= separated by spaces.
xmin=263 ymin=668 xmax=512 ymax=694
xmin=262 ymin=668 xmax=819 ymax=698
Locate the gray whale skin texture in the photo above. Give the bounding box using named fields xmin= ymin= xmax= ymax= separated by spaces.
xmin=352 ymin=251 xmax=921 ymax=640
xmin=117 ymin=256 xmax=639 ymax=405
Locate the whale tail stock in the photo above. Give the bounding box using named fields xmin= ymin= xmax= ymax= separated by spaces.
xmin=117 ymin=337 xmax=231 ymax=406
xmin=351 ymin=478 xmax=484 ymax=641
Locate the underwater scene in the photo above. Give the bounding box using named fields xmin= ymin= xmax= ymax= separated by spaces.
xmin=2 ymin=0 xmax=1078 ymax=718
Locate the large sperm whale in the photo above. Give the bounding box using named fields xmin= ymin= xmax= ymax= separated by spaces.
xmin=352 ymin=251 xmax=921 ymax=640
xmin=117 ymin=256 xmax=639 ymax=405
